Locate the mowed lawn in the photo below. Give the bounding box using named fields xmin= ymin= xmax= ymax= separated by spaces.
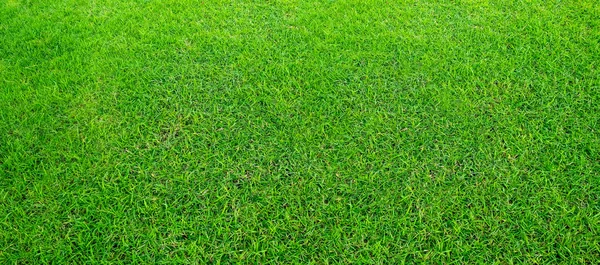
xmin=1 ymin=0 xmax=599 ymax=263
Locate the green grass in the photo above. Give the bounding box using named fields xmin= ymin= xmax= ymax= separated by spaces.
xmin=1 ymin=0 xmax=599 ymax=263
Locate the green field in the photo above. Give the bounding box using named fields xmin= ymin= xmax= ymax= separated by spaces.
xmin=1 ymin=0 xmax=599 ymax=263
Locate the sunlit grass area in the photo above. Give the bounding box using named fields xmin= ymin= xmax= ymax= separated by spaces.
xmin=1 ymin=0 xmax=599 ymax=263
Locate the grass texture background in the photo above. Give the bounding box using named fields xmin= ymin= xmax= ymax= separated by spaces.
xmin=1 ymin=0 xmax=599 ymax=263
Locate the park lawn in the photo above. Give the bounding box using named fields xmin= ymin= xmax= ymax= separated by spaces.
xmin=1 ymin=0 xmax=599 ymax=263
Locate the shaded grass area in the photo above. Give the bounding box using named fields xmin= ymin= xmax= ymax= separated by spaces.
xmin=1 ymin=0 xmax=599 ymax=263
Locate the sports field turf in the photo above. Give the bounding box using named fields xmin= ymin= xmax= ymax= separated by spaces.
xmin=1 ymin=0 xmax=599 ymax=263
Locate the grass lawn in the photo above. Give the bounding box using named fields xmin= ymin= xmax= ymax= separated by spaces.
xmin=1 ymin=0 xmax=599 ymax=263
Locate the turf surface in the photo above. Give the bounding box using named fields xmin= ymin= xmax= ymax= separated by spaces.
xmin=1 ymin=0 xmax=599 ymax=263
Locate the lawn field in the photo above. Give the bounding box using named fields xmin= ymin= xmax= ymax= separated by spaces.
xmin=1 ymin=0 xmax=599 ymax=263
